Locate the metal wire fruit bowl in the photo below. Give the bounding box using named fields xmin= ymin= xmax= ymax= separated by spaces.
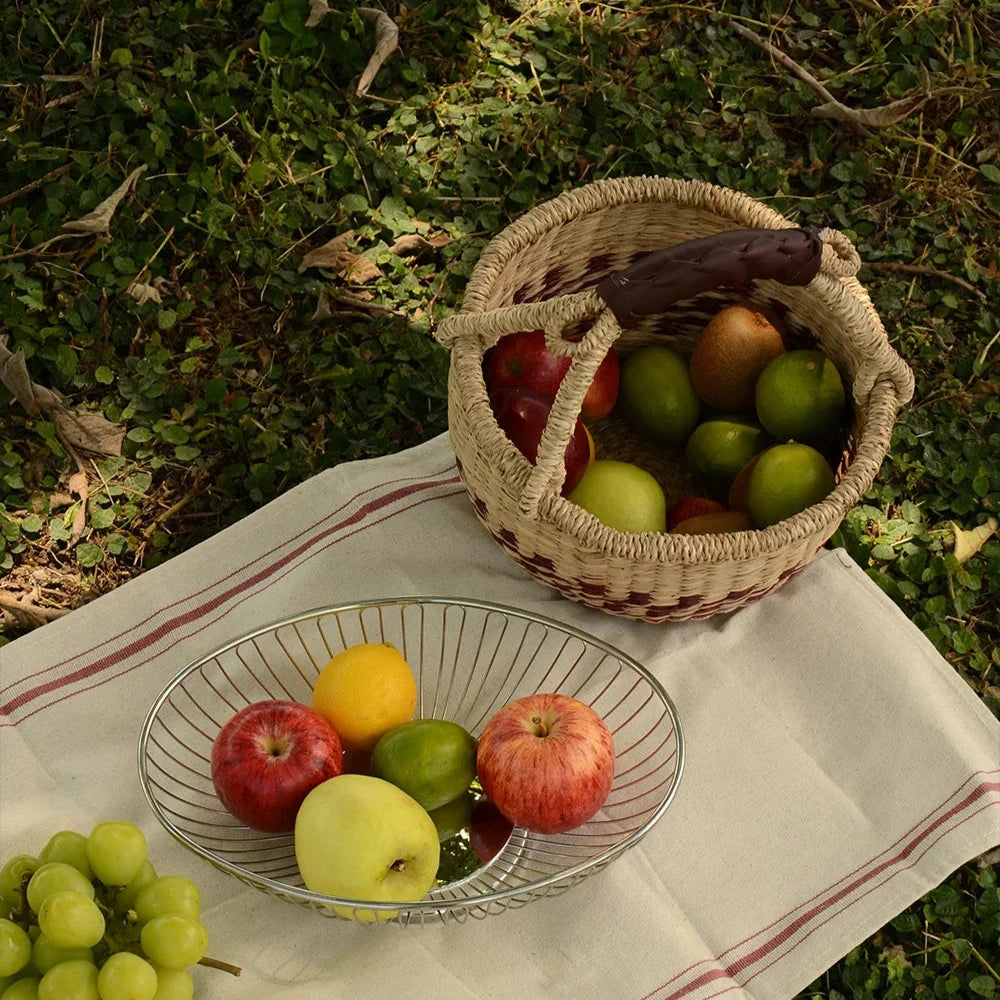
xmin=138 ymin=597 xmax=684 ymax=926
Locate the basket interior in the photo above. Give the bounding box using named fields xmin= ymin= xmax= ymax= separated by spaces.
xmin=467 ymin=197 xmax=869 ymax=510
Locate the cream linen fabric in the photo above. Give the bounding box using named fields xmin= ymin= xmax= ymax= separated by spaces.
xmin=1 ymin=433 xmax=997 ymax=1000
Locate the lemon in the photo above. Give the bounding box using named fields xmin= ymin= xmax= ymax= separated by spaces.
xmin=312 ymin=643 xmax=417 ymax=751
xmin=684 ymin=414 xmax=769 ymax=488
xmin=617 ymin=345 xmax=701 ymax=446
xmin=754 ymin=350 xmax=846 ymax=445
xmin=746 ymin=442 xmax=836 ymax=527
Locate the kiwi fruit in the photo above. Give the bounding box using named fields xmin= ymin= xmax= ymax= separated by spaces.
xmin=689 ymin=304 xmax=786 ymax=411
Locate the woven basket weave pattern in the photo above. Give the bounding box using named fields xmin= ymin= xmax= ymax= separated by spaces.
xmin=439 ymin=177 xmax=914 ymax=622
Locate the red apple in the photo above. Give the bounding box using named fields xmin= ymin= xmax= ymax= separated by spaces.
xmin=664 ymin=496 xmax=727 ymax=531
xmin=211 ymin=699 xmax=344 ymax=833
xmin=468 ymin=797 xmax=514 ymax=864
xmin=484 ymin=329 xmax=620 ymax=421
xmin=490 ymin=386 xmax=591 ymax=495
xmin=476 ymin=693 xmax=615 ymax=834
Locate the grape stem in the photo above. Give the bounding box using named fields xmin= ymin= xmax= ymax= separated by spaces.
xmin=200 ymin=955 xmax=243 ymax=976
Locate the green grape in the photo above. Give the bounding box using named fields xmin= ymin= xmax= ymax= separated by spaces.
xmin=112 ymin=862 xmax=157 ymax=916
xmin=36 ymin=892 xmax=105 ymax=950
xmin=0 ymin=920 xmax=32 ymax=978
xmin=138 ymin=914 xmax=207 ymax=970
xmin=95 ymin=952 xmax=157 ymax=1000
xmin=39 ymin=832 xmax=93 ymax=881
xmin=133 ymin=878 xmax=200 ymax=924
xmin=31 ymin=933 xmax=92 ymax=975
xmin=0 ymin=858 xmax=40 ymax=917
xmin=150 ymin=967 xmax=193 ymax=1000
xmin=85 ymin=824 xmax=147 ymax=888
xmin=1 ymin=977 xmax=41 ymax=1000
xmin=26 ymin=864 xmax=95 ymax=914
xmin=37 ymin=959 xmax=99 ymax=1000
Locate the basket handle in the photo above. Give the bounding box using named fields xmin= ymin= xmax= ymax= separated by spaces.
xmin=595 ymin=227 xmax=824 ymax=326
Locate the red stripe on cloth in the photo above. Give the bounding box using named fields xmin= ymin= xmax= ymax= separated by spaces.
xmin=642 ymin=775 xmax=1000 ymax=1000
xmin=1 ymin=473 xmax=463 ymax=721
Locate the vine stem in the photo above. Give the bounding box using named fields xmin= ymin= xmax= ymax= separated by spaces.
xmin=199 ymin=955 xmax=243 ymax=976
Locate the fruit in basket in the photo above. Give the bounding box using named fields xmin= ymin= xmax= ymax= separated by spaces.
xmin=210 ymin=699 xmax=344 ymax=833
xmin=371 ymin=718 xmax=478 ymax=812
xmin=684 ymin=414 xmax=769 ymax=489
xmin=670 ymin=511 xmax=754 ymax=534
xmin=689 ymin=304 xmax=786 ymax=411
xmin=490 ymin=385 xmax=591 ymax=496
xmin=468 ymin=798 xmax=515 ymax=863
xmin=427 ymin=791 xmax=475 ymax=843
xmin=567 ymin=460 xmax=666 ymax=533
xmin=617 ymin=344 xmax=701 ymax=446
xmin=665 ymin=496 xmax=726 ymax=531
xmin=294 ymin=774 xmax=440 ymax=920
xmin=1 ymin=819 xmax=239 ymax=996
xmin=746 ymin=442 xmax=836 ymax=527
xmin=476 ymin=693 xmax=615 ymax=834
xmin=754 ymin=349 xmax=846 ymax=445
xmin=311 ymin=642 xmax=417 ymax=752
xmin=484 ymin=328 xmax=620 ymax=421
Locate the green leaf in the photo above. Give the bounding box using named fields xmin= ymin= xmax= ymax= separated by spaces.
xmin=981 ymin=164 xmax=1000 ymax=184
xmin=75 ymin=543 xmax=104 ymax=568
xmin=95 ymin=366 xmax=115 ymax=384
xmin=969 ymin=976 xmax=996 ymax=997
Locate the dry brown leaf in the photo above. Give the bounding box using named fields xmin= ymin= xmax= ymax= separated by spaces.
xmin=388 ymin=232 xmax=452 ymax=255
xmin=0 ymin=338 xmax=36 ymax=411
xmin=67 ymin=470 xmax=89 ymax=545
xmin=127 ymin=281 xmax=163 ymax=306
xmin=61 ymin=164 xmax=148 ymax=235
xmin=55 ymin=410 xmax=126 ymax=457
xmin=299 ymin=231 xmax=383 ymax=283
xmin=1 ymin=336 xmax=125 ymax=456
xmin=356 ymin=8 xmax=399 ymax=97
xmin=304 ymin=0 xmax=329 ymax=28
xmin=951 ymin=517 xmax=998 ymax=565
xmin=811 ymin=93 xmax=933 ymax=128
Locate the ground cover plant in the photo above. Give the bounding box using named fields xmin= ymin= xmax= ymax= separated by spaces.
xmin=1 ymin=0 xmax=997 ymax=994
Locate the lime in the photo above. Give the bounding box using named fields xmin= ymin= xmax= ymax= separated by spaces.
xmin=371 ymin=719 xmax=478 ymax=812
xmin=754 ymin=349 xmax=846 ymax=445
xmin=617 ymin=345 xmax=701 ymax=446
xmin=567 ymin=460 xmax=667 ymax=533
xmin=746 ymin=442 xmax=836 ymax=527
xmin=427 ymin=791 xmax=475 ymax=843
xmin=685 ymin=414 xmax=769 ymax=488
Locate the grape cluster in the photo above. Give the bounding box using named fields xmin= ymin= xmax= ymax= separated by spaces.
xmin=0 ymin=821 xmax=238 ymax=1000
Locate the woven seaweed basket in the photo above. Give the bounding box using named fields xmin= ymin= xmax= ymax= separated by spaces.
xmin=435 ymin=177 xmax=914 ymax=622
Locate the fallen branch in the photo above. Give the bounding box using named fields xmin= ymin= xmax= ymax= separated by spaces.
xmin=0 ymin=163 xmax=74 ymax=209
xmin=864 ymin=261 xmax=988 ymax=301
xmin=0 ymin=591 xmax=71 ymax=626
xmin=727 ymin=20 xmax=872 ymax=137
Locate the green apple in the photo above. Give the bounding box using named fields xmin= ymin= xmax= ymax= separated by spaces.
xmin=294 ymin=774 xmax=440 ymax=922
xmin=567 ymin=459 xmax=667 ymax=533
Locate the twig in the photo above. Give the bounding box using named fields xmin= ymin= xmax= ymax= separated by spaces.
xmin=728 ymin=20 xmax=873 ymax=138
xmin=0 ymin=592 xmax=71 ymax=625
xmin=0 ymin=163 xmax=73 ymax=208
xmin=864 ymin=261 xmax=988 ymax=301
